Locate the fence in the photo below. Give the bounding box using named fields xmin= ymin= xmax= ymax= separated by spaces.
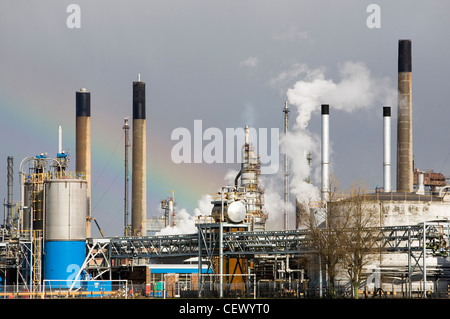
xmin=0 ymin=280 xmax=128 ymax=299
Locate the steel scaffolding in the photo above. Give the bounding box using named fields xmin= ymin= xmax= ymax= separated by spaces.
xmin=1 ymin=221 xmax=449 ymax=297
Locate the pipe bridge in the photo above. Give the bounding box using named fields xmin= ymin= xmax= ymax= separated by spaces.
xmin=83 ymin=221 xmax=450 ymax=281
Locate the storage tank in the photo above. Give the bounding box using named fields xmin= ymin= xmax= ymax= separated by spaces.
xmin=43 ymin=178 xmax=87 ymax=288
xmin=23 ymin=179 xmax=45 ymax=232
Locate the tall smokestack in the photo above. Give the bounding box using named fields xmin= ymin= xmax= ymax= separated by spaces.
xmin=76 ymin=88 xmax=91 ymax=237
xmin=132 ymin=74 xmax=146 ymax=236
xmin=383 ymin=106 xmax=391 ymax=192
xmin=397 ymin=39 xmax=413 ymax=193
xmin=321 ymin=104 xmax=330 ymax=202
xmin=283 ymin=101 xmax=290 ymax=230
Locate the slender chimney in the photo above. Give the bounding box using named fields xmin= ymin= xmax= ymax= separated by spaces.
xmin=76 ymin=88 xmax=91 ymax=237
xmin=58 ymin=125 xmax=63 ymax=155
xmin=132 ymin=75 xmax=146 ymax=236
xmin=321 ymin=104 xmax=330 ymax=202
xmin=383 ymin=106 xmax=391 ymax=192
xmin=397 ymin=39 xmax=413 ymax=193
xmin=283 ymin=101 xmax=290 ymax=230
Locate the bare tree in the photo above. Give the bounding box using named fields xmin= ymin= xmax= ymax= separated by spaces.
xmin=301 ymin=175 xmax=345 ymax=298
xmin=329 ymin=182 xmax=382 ymax=298
xmin=302 ymin=178 xmax=382 ymax=298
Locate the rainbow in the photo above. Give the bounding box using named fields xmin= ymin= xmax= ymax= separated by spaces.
xmin=0 ymin=85 xmax=225 ymax=235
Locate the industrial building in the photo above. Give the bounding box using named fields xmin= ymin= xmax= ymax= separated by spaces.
xmin=0 ymin=39 xmax=450 ymax=299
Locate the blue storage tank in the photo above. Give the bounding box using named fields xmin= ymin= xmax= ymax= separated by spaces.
xmin=43 ymin=179 xmax=87 ymax=289
xmin=43 ymin=241 xmax=86 ymax=288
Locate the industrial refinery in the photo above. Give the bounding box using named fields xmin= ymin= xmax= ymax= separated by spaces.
xmin=1 ymin=39 xmax=450 ymax=300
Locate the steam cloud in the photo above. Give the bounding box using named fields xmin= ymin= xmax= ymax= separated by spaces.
xmin=158 ymin=61 xmax=396 ymax=234
xmin=263 ymin=61 xmax=396 ymax=229
xmin=156 ymin=194 xmax=213 ymax=235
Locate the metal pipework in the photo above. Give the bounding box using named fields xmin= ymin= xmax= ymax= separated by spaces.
xmin=383 ymin=106 xmax=391 ymax=192
xmin=5 ymin=156 xmax=14 ymax=230
xmin=132 ymin=75 xmax=146 ymax=236
xmin=397 ymin=39 xmax=413 ymax=192
xmin=76 ymin=88 xmax=91 ymax=237
xmin=321 ymin=104 xmax=330 ymax=202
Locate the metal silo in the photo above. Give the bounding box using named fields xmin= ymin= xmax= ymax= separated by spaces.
xmin=43 ymin=178 xmax=87 ymax=288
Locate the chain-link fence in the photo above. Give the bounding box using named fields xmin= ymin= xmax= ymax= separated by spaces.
xmin=0 ymin=278 xmax=448 ymax=299
xmin=0 ymin=280 xmax=128 ymax=299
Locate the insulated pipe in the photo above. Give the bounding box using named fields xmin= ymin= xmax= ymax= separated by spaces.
xmin=234 ymin=169 xmax=242 ymax=188
xmin=321 ymin=104 xmax=329 ymax=202
xmin=397 ymin=39 xmax=413 ymax=192
xmin=383 ymin=106 xmax=391 ymax=192
xmin=76 ymin=88 xmax=91 ymax=237
xmin=132 ymin=75 xmax=146 ymax=236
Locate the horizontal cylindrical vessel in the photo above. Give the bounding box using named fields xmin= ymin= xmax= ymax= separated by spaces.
xmin=211 ymin=200 xmax=247 ymax=224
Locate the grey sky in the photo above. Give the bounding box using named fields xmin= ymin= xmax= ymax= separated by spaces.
xmin=0 ymin=1 xmax=449 ymax=236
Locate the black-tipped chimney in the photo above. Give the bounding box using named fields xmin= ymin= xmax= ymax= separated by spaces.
xmin=396 ymin=39 xmax=413 ymax=193
xmin=131 ymin=75 xmax=147 ymax=236
xmin=76 ymin=88 xmax=92 ymax=237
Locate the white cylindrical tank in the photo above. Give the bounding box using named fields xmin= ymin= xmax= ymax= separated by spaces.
xmin=44 ymin=178 xmax=87 ymax=288
xmin=44 ymin=179 xmax=87 ymax=241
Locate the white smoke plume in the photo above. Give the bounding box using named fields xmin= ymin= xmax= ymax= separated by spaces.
xmin=158 ymin=61 xmax=396 ymax=233
xmin=287 ymin=61 xmax=395 ymax=199
xmin=265 ymin=61 xmax=396 ymax=228
xmin=156 ymin=194 xmax=213 ymax=235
